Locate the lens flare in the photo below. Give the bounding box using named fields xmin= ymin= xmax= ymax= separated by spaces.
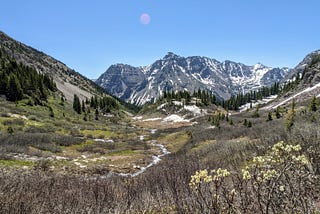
xmin=140 ymin=13 xmax=151 ymax=25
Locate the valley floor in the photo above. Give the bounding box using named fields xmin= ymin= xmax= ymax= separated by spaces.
xmin=0 ymin=96 xmax=320 ymax=213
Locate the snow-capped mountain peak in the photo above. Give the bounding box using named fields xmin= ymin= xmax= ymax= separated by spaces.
xmin=253 ymin=63 xmax=267 ymax=70
xmin=96 ymin=52 xmax=292 ymax=105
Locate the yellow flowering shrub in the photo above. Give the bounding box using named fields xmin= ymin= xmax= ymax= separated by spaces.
xmin=190 ymin=141 xmax=317 ymax=213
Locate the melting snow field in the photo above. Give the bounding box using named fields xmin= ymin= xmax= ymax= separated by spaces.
xmin=142 ymin=117 xmax=162 ymax=122
xmin=94 ymin=139 xmax=114 ymax=143
xmin=239 ymin=95 xmax=278 ymax=112
xmin=183 ymin=105 xmax=202 ymax=115
xmin=162 ymin=114 xmax=190 ymax=123
xmin=264 ymin=82 xmax=320 ymax=110
xmin=133 ymin=116 xmax=143 ymax=120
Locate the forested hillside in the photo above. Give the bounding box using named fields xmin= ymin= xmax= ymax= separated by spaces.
xmin=0 ymin=49 xmax=56 ymax=103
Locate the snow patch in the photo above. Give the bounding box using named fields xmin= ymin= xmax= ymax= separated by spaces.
xmin=150 ymin=129 xmax=157 ymax=134
xmin=206 ymin=126 xmax=216 ymax=129
xmin=8 ymin=113 xmax=28 ymax=120
xmin=139 ymin=135 xmax=145 ymax=141
xmin=94 ymin=139 xmax=114 ymax=143
xmin=74 ymin=162 xmax=87 ymax=168
xmin=133 ymin=116 xmax=143 ymax=120
xmin=173 ymin=101 xmax=183 ymax=106
xmin=157 ymin=103 xmax=167 ymax=110
xmin=162 ymin=114 xmax=190 ymax=123
xmin=239 ymin=95 xmax=278 ymax=112
xmin=265 ymin=82 xmax=320 ymax=110
xmin=183 ymin=105 xmax=202 ymax=115
xmin=142 ymin=117 xmax=162 ymax=122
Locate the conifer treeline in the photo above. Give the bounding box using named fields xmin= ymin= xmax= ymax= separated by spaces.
xmin=223 ymin=83 xmax=280 ymax=110
xmin=158 ymin=74 xmax=302 ymax=111
xmin=73 ymin=94 xmax=119 ymax=115
xmin=223 ymin=75 xmax=302 ymax=110
xmin=160 ymin=89 xmax=217 ymax=106
xmin=0 ymin=49 xmax=57 ymax=103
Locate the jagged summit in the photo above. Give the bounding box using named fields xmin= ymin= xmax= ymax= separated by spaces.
xmin=163 ymin=52 xmax=181 ymax=60
xmin=96 ymin=53 xmax=292 ymax=106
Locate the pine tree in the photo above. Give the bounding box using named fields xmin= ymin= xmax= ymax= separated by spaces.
xmin=275 ymin=106 xmax=281 ymax=118
xmin=309 ymin=95 xmax=317 ymax=112
xmin=229 ymin=118 xmax=234 ymax=125
xmin=285 ymin=116 xmax=294 ymax=130
xmin=48 ymin=106 xmax=54 ymax=118
xmin=243 ymin=119 xmax=248 ymax=127
xmin=85 ymin=97 xmax=90 ymax=105
xmin=6 ymin=74 xmax=23 ymax=101
xmin=82 ymin=100 xmax=86 ymax=113
xmin=0 ymin=74 xmax=8 ymax=94
xmin=73 ymin=94 xmax=81 ymax=114
xmin=60 ymin=96 xmax=65 ymax=106
xmin=90 ymin=96 xmax=95 ymax=108
xmin=286 ymin=100 xmax=296 ymax=131
xmin=266 ymin=112 xmax=273 ymax=121
xmin=95 ymin=109 xmax=99 ymax=120
xmin=94 ymin=95 xmax=99 ymax=109
xmin=213 ymin=115 xmax=220 ymax=128
xmin=252 ymin=105 xmax=260 ymax=118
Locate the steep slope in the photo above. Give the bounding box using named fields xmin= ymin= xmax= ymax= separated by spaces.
xmin=283 ymin=50 xmax=320 ymax=83
xmin=97 ymin=52 xmax=291 ymax=105
xmin=263 ymin=50 xmax=320 ymax=110
xmin=300 ymin=50 xmax=320 ymax=86
xmin=97 ymin=64 xmax=148 ymax=101
xmin=0 ymin=31 xmax=103 ymax=101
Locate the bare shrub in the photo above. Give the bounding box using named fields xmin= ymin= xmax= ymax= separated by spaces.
xmin=27 ymin=115 xmax=41 ymax=122
xmin=3 ymin=118 xmax=25 ymax=126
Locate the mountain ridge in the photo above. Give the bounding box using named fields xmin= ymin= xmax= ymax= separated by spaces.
xmin=0 ymin=31 xmax=104 ymax=101
xmin=96 ymin=52 xmax=292 ymax=105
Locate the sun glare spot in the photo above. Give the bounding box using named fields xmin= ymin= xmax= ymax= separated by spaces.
xmin=140 ymin=13 xmax=151 ymax=25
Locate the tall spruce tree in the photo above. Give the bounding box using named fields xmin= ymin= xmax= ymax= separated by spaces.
xmin=82 ymin=100 xmax=86 ymax=113
xmin=309 ymin=95 xmax=317 ymax=112
xmin=6 ymin=74 xmax=23 ymax=101
xmin=73 ymin=94 xmax=81 ymax=114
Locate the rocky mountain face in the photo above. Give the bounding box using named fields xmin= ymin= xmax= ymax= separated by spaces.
xmin=283 ymin=50 xmax=320 ymax=83
xmin=262 ymin=50 xmax=320 ymax=110
xmin=298 ymin=50 xmax=320 ymax=86
xmin=0 ymin=31 xmax=103 ymax=101
xmin=96 ymin=52 xmax=291 ymax=105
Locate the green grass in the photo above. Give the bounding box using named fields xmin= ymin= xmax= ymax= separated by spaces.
xmin=0 ymin=94 xmax=175 ymax=174
xmin=60 ymin=140 xmax=95 ymax=157
xmin=81 ymin=129 xmax=114 ymax=138
xmin=191 ymin=140 xmax=217 ymax=152
xmin=0 ymin=159 xmax=34 ymax=167
xmin=157 ymin=131 xmax=191 ymax=153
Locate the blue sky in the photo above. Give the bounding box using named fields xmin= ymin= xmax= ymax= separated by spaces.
xmin=0 ymin=0 xmax=320 ymax=79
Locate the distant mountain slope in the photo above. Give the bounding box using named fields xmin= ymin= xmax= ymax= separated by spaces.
xmin=300 ymin=50 xmax=320 ymax=86
xmin=0 ymin=31 xmax=103 ymax=101
xmin=283 ymin=50 xmax=320 ymax=83
xmin=263 ymin=50 xmax=320 ymax=110
xmin=96 ymin=52 xmax=291 ymax=105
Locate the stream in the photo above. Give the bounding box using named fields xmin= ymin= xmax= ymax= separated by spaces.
xmin=108 ymin=129 xmax=171 ymax=177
